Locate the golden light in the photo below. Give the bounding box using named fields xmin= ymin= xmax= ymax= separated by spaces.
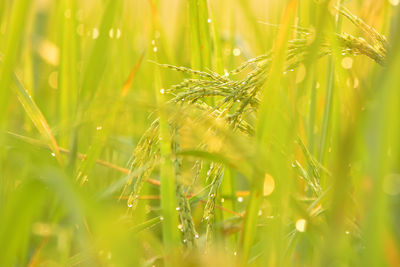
xmin=295 ymin=218 xmax=307 ymax=232
xmin=341 ymin=57 xmax=353 ymax=69
xmin=263 ymin=173 xmax=275 ymax=196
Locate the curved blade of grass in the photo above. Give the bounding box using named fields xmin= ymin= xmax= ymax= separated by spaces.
xmin=13 ymin=74 xmax=63 ymax=165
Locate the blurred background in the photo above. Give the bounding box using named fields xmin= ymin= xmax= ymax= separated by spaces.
xmin=0 ymin=0 xmax=399 ymax=266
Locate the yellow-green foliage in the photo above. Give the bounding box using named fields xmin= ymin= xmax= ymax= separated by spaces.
xmin=0 ymin=0 xmax=400 ymax=266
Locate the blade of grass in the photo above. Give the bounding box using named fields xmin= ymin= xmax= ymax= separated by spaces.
xmin=153 ymin=40 xmax=180 ymax=264
xmin=0 ymin=0 xmax=33 ymax=205
xmin=69 ymin=0 xmax=120 ymax=173
xmin=360 ymin=13 xmax=400 ymax=266
xmin=79 ymin=0 xmax=119 ymax=103
xmin=0 ymin=0 xmax=32 ymax=127
xmin=13 ymin=74 xmax=63 ymax=165
xmin=75 ymin=53 xmax=143 ymax=185
xmin=240 ymin=1 xmax=298 ymax=266
xmin=207 ymin=2 xmax=223 ymax=74
xmin=318 ymin=0 xmax=344 ymax=163
xmin=58 ymin=0 xmax=78 ymax=147
xmin=188 ymin=0 xmax=202 ymax=70
xmin=4 ymin=131 xmax=161 ymax=186
xmin=188 ymin=0 xmax=212 ymax=71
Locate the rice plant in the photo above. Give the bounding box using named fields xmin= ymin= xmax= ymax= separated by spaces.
xmin=0 ymin=0 xmax=399 ymax=266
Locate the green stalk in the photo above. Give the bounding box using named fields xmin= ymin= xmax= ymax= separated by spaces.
xmin=58 ymin=0 xmax=77 ymax=147
xmin=239 ymin=1 xmax=298 ymax=265
xmin=188 ymin=0 xmax=212 ymax=71
xmin=73 ymin=0 xmax=120 ymax=180
xmin=154 ymin=50 xmax=180 ymax=265
xmin=152 ymin=3 xmax=180 ymax=262
xmin=207 ymin=1 xmax=223 ymax=74
xmin=188 ymin=0 xmax=202 ymax=70
xmin=0 ymin=0 xmax=31 ymax=126
xmin=318 ymin=0 xmax=344 ymax=163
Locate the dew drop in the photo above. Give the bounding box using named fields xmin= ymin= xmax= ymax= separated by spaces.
xmin=263 ymin=173 xmax=275 ymax=196
xmin=153 ymin=46 xmax=158 ymax=52
xmin=341 ymin=57 xmax=353 ymax=69
xmin=92 ymin=28 xmax=99 ymax=39
xmin=96 ymin=126 xmax=102 ymax=131
xmin=51 ymin=152 xmax=56 ymax=157
xmin=160 ymin=216 xmax=164 ymax=221
xmin=221 ymin=198 xmax=225 ymax=203
xmin=295 ymin=218 xmax=307 ymax=232
xmin=207 ymin=18 xmax=212 ymax=23
xmin=175 ymin=207 xmax=180 ymax=211
xmin=295 ymin=63 xmax=306 ymax=84
xmin=116 ymin=28 xmax=121 ymax=39
xmin=195 ymin=234 xmax=199 ymax=239
xmin=237 ymin=196 xmax=243 ymax=203
xmin=38 ymin=40 xmax=59 ymax=66
xmin=233 ymin=48 xmax=241 ymax=56
xmin=353 ymin=77 xmax=359 ymax=88
xmin=160 ymin=88 xmax=165 ymax=94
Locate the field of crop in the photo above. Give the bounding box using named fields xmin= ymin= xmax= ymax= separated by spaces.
xmin=1 ymin=0 xmax=400 ymax=266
